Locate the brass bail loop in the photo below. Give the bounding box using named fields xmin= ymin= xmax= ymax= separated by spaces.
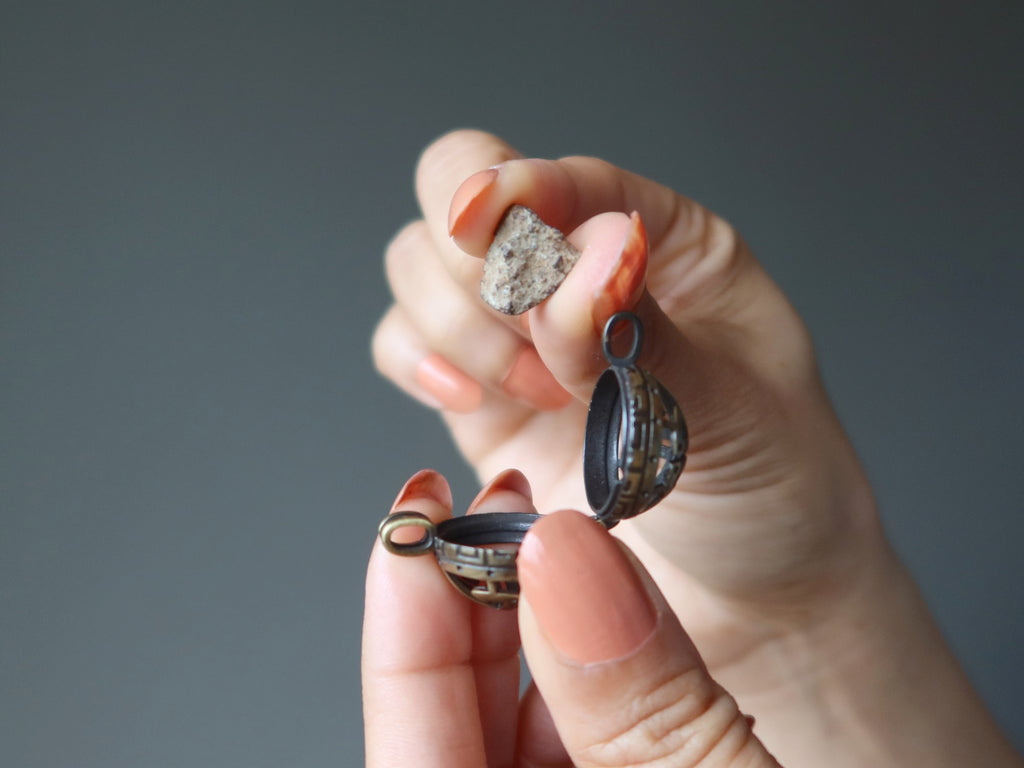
xmin=378 ymin=511 xmax=436 ymax=556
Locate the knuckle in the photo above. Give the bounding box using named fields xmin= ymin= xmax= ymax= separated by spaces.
xmin=578 ymin=670 xmax=755 ymax=768
xmin=369 ymin=308 xmax=400 ymax=377
xmin=697 ymin=215 xmax=748 ymax=302
xmin=415 ymin=129 xmax=503 ymax=191
xmin=667 ymin=206 xmax=748 ymax=310
xmin=432 ymin=299 xmax=476 ymax=348
xmin=383 ymin=220 xmax=429 ymax=286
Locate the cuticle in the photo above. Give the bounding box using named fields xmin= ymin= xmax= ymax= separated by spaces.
xmin=546 ymin=609 xmax=663 ymax=671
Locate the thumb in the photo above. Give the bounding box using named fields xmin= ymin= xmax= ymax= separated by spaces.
xmin=517 ymin=510 xmax=782 ymax=768
xmin=449 ymin=156 xmax=822 ymax=458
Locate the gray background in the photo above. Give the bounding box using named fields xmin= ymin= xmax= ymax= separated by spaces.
xmin=2 ymin=1 xmax=1021 ymax=765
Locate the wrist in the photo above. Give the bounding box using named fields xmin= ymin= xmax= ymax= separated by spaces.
xmin=737 ymin=538 xmax=1022 ymax=768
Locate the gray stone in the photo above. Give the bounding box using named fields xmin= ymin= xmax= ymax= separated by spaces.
xmin=480 ymin=205 xmax=582 ymax=315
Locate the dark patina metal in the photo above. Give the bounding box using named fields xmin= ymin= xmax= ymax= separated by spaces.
xmin=378 ymin=311 xmax=688 ymax=609
xmin=583 ymin=312 xmax=688 ymax=528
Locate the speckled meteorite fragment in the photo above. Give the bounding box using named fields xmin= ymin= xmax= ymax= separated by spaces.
xmin=480 ymin=205 xmax=581 ymax=315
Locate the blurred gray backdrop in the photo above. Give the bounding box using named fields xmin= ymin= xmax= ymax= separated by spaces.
xmin=2 ymin=1 xmax=1021 ymax=765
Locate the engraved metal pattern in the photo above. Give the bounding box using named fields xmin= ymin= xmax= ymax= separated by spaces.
xmin=434 ymin=539 xmax=520 ymax=608
xmin=379 ymin=311 xmax=688 ymax=608
xmin=378 ymin=511 xmax=540 ymax=609
xmin=584 ymin=312 xmax=688 ymax=528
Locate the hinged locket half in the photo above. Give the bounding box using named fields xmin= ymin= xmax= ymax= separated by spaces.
xmin=378 ymin=311 xmax=688 ymax=609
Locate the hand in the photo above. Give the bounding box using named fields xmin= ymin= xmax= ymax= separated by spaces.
xmin=373 ymin=129 xmax=878 ymax=664
xmin=371 ymin=130 xmax=1023 ymax=767
xmin=363 ymin=469 xmax=783 ymax=768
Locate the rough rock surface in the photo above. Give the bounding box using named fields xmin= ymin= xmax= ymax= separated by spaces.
xmin=480 ymin=205 xmax=581 ymax=315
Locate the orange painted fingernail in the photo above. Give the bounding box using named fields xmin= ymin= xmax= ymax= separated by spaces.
xmin=414 ymin=354 xmax=484 ymax=413
xmin=501 ymin=347 xmax=573 ymax=411
xmin=467 ymin=468 xmax=532 ymax=513
xmin=592 ymin=211 xmax=648 ymax=334
xmin=391 ymin=469 xmax=452 ymax=511
xmin=518 ymin=509 xmax=657 ymax=664
xmin=448 ymin=167 xmax=500 ymax=239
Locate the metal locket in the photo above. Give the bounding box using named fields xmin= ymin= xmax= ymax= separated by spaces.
xmin=378 ymin=311 xmax=688 ymax=609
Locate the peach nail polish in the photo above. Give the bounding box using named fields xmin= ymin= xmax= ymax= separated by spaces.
xmin=467 ymin=468 xmax=532 ymax=513
xmin=414 ymin=354 xmax=484 ymax=413
xmin=391 ymin=469 xmax=453 ymax=511
xmin=448 ymin=168 xmax=500 ymax=238
xmin=592 ymin=211 xmax=648 ymax=334
xmin=518 ymin=510 xmax=657 ymax=664
xmin=501 ymin=347 xmax=573 ymax=411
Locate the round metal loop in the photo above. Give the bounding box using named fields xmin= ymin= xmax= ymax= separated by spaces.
xmin=601 ymin=311 xmax=644 ymax=367
xmin=378 ymin=511 xmax=436 ymax=556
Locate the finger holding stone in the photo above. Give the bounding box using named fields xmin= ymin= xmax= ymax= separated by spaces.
xmin=415 ymin=129 xmax=523 ymax=291
xmin=386 ymin=221 xmax=523 ymax=382
xmin=446 ymin=156 xmax=681 ymax=261
xmin=384 ymin=221 xmax=572 ymax=411
xmin=526 ymin=210 xmax=651 ymax=397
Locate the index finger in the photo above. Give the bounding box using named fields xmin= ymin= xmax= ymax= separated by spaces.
xmin=415 ymin=129 xmax=522 ymax=290
xmin=447 ymin=154 xmax=684 ymax=259
xmin=363 ymin=469 xmax=494 ymax=767
xmin=362 ymin=469 xmax=533 ymax=768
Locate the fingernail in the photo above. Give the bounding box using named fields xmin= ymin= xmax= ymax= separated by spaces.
xmin=501 ymin=347 xmax=573 ymax=411
xmin=414 ymin=354 xmax=484 ymax=413
xmin=467 ymin=468 xmax=532 ymax=513
xmin=592 ymin=211 xmax=648 ymax=334
xmin=391 ymin=469 xmax=452 ymax=511
xmin=518 ymin=509 xmax=657 ymax=664
xmin=448 ymin=167 xmax=500 ymax=238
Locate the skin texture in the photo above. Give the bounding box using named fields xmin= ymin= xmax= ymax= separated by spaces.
xmin=365 ymin=130 xmax=1023 ymax=767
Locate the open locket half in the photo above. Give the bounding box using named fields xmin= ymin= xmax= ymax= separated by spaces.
xmin=378 ymin=311 xmax=687 ymax=609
